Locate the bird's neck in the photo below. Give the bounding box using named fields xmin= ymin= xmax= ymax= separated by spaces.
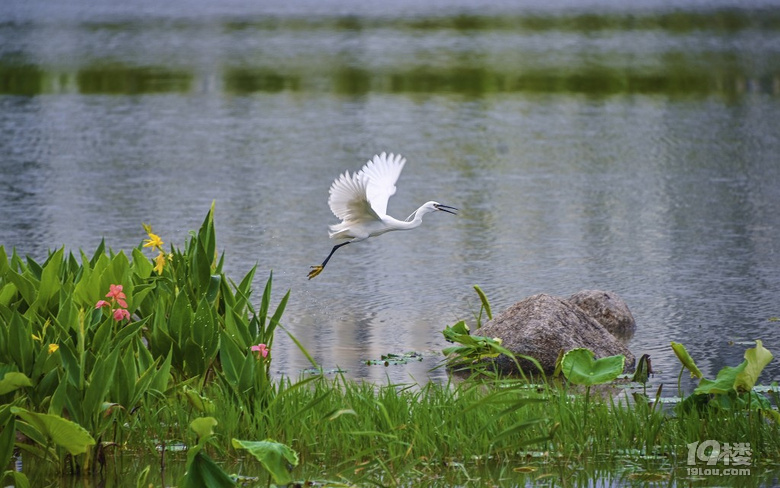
xmin=390 ymin=216 xmax=423 ymax=230
xmin=404 ymin=205 xmax=428 ymax=223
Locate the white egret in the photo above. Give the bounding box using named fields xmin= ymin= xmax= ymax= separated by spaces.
xmin=308 ymin=152 xmax=457 ymax=279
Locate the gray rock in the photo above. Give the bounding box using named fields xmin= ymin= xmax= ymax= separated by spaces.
xmin=567 ymin=290 xmax=636 ymax=341
xmin=476 ymin=293 xmax=635 ymax=376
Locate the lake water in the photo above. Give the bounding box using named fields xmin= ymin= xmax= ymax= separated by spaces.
xmin=2 ymin=0 xmax=780 ymax=392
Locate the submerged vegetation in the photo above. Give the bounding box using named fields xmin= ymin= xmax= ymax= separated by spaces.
xmin=1 ymin=206 xmax=780 ymax=486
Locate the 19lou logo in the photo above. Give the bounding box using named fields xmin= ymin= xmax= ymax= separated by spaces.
xmin=686 ymin=440 xmax=752 ymax=476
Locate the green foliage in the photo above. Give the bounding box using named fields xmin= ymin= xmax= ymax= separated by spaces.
xmin=671 ymin=341 xmax=704 ymax=397
xmin=3 ymin=209 xmax=780 ymax=486
xmin=560 ymin=348 xmax=625 ymax=386
xmin=0 ymin=371 xmax=32 ymax=395
xmin=674 ymin=340 xmax=777 ymax=419
xmin=473 ymin=284 xmax=492 ymax=327
xmin=0 ymin=204 xmax=289 ymax=477
xmin=670 ymin=342 xmax=704 ymax=379
xmin=232 ymin=438 xmax=299 ymax=485
xmin=442 ymin=287 xmax=543 ymax=377
xmin=11 ymin=406 xmax=96 ymax=456
xmin=559 ymin=348 xmax=625 ymax=431
xmin=180 ymin=417 xmax=235 ymax=488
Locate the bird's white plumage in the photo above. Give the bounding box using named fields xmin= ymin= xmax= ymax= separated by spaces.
xmin=308 ymin=151 xmax=455 ymax=279
xmin=359 ymin=152 xmax=406 ymax=217
xmin=327 ymin=152 xmax=406 ymax=239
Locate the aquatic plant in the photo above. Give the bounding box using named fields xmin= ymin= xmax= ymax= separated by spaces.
xmin=557 ymin=348 xmax=625 ymax=431
xmin=0 ymin=203 xmax=289 ymax=476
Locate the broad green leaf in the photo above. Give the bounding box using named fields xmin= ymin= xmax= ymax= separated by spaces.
xmin=131 ymin=248 xmax=153 ymax=278
xmin=218 ymin=330 xmax=244 ymax=385
xmin=0 ymin=416 xmax=15 ymax=470
xmin=561 ymin=348 xmax=625 ymax=386
xmin=205 ymin=274 xmax=221 ymax=305
xmin=55 ymin=294 xmax=79 ymax=333
xmin=694 ymin=363 xmax=746 ymax=395
xmin=8 ymin=313 xmax=33 ymax=375
xmin=190 ymin=416 xmax=218 ymax=441
xmin=0 ymin=372 xmax=32 ymax=395
xmin=33 ymin=247 xmax=64 ymax=314
xmin=1 ymin=471 xmax=31 ymax=488
xmin=231 ymin=438 xmax=299 ymax=485
xmin=183 ymin=337 xmax=208 ymax=377
xmin=4 ymin=269 xmax=36 ymax=307
xmin=113 ymin=318 xmax=149 ymax=349
xmin=11 ymin=407 xmax=95 ymax=455
xmin=671 ymin=342 xmax=704 ymax=379
xmin=182 ymin=386 xmax=216 ymax=415
xmin=148 ymin=349 xmax=173 ymax=393
xmin=192 ymin=298 xmax=215 ymax=347
xmin=83 ymin=347 xmax=120 ymax=419
xmin=0 ymin=281 xmax=18 ymax=308
xmin=442 ymin=320 xmax=471 ymax=343
xmin=114 ymin=347 xmax=138 ymax=408
xmin=180 ymin=450 xmax=235 ymax=488
xmin=735 ymin=340 xmax=773 ymax=392
xmin=224 ymin=307 xmax=251 ymax=349
xmin=237 ymin=350 xmax=256 ymax=393
xmin=169 ymin=292 xmax=193 ymax=345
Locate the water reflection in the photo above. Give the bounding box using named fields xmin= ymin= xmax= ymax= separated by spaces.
xmin=2 ymin=9 xmax=779 ymax=97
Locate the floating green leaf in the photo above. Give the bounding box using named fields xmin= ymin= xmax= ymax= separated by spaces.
xmin=232 ymin=438 xmax=299 ymax=485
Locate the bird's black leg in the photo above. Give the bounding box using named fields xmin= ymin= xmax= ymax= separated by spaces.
xmin=308 ymin=242 xmax=350 ymax=279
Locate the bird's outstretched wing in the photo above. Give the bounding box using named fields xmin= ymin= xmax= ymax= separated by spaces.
xmin=357 ymin=152 xmax=406 ymax=218
xmin=327 ymin=169 xmax=378 ymax=225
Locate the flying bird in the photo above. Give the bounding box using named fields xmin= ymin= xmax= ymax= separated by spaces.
xmin=308 ymin=152 xmax=457 ymax=279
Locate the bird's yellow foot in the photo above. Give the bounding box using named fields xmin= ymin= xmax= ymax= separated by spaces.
xmin=308 ymin=265 xmax=324 ymax=280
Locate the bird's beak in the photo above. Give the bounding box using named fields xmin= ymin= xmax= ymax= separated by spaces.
xmin=434 ymin=204 xmax=458 ymax=215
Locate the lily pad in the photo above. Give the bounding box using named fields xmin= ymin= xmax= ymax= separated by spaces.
xmin=560 ymin=348 xmax=625 ymax=386
xmin=366 ymin=351 xmax=424 ymax=366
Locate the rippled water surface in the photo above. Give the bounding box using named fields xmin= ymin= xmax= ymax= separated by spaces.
xmin=2 ymin=0 xmax=780 ymax=389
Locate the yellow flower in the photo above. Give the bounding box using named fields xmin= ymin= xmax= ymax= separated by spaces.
xmin=48 ymin=344 xmax=59 ymax=354
xmin=154 ymin=252 xmax=166 ymax=274
xmin=144 ymin=232 xmax=164 ymax=250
